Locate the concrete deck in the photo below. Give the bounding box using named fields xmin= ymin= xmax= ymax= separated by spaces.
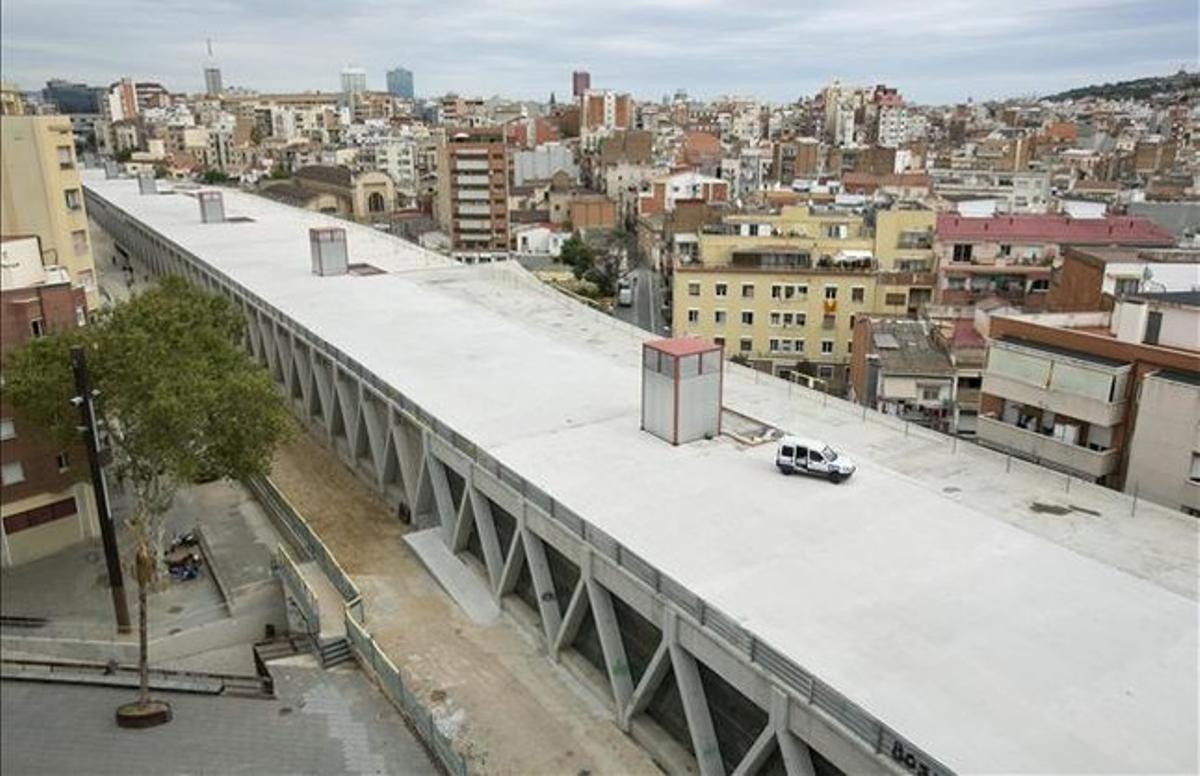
xmin=83 ymin=173 xmax=1200 ymax=774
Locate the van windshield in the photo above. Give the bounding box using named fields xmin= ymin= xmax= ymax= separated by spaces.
xmin=822 ymin=445 xmax=837 ymax=461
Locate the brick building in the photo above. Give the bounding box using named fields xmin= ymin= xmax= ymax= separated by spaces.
xmin=1 ymin=235 xmax=99 ymax=566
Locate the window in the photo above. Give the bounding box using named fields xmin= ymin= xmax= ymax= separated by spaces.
xmin=714 ymin=310 xmax=727 ymax=325
xmin=715 ymin=283 xmax=728 ymax=298
xmin=771 ymin=284 xmax=783 ymax=299
xmin=1 ymin=461 xmax=25 ymax=486
xmin=822 ymin=314 xmax=835 ymax=329
xmin=824 ymin=223 xmax=848 ymax=239
xmin=769 ymin=338 xmax=781 ymax=353
xmin=741 ymin=283 xmax=755 ymax=299
xmin=64 ymin=189 xmax=82 ymax=210
xmin=1029 ymin=279 xmax=1050 ymax=292
xmin=1114 ymin=277 xmax=1140 ymax=297
xmin=739 ymin=337 xmax=753 ymax=353
xmin=851 ymin=286 xmax=865 ymax=303
xmin=57 ymin=145 xmax=74 ymax=168
xmin=848 ymin=314 xmax=856 ymax=331
xmin=885 ymin=293 xmax=906 ymax=306
xmin=793 ymin=339 xmax=805 ymax=352
xmin=56 ymin=451 xmax=70 ymax=472
xmin=687 ymin=309 xmax=699 ymax=324
xmin=821 ymin=340 xmax=834 ymax=354
xmin=713 ymin=336 xmax=725 ymax=347
xmin=818 ymin=365 xmax=834 ymax=378
xmin=741 ymin=311 xmax=754 ymax=325
xmin=846 ymin=340 xmax=853 ymax=354
xmin=795 ymin=284 xmax=807 ymax=297
xmin=72 ymin=229 xmax=88 ymax=256
xmin=769 ymin=312 xmax=782 ymax=327
xmin=998 ymin=244 xmax=1012 ymax=257
xmin=30 ymin=318 xmax=46 ymax=338
xmin=0 ymin=418 xmax=14 ymax=441
xmin=824 ymin=286 xmax=838 ymax=300
xmin=1144 ymin=311 xmax=1163 ymax=345
xmin=75 ymin=305 xmax=87 ymax=327
xmin=1190 ymin=452 xmax=1200 ymax=483
xmin=952 ymin=243 xmax=973 ymax=262
xmin=688 ymin=282 xmax=700 ymax=297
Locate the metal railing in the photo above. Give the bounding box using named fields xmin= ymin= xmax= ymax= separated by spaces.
xmin=86 ymin=185 xmax=953 ymax=776
xmin=275 ymin=543 xmax=319 ymax=635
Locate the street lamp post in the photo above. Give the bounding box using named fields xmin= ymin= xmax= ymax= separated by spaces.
xmin=70 ymin=345 xmax=131 ymax=634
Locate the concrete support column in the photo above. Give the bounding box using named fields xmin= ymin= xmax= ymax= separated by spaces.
xmin=669 ymin=620 xmax=724 ymax=776
xmin=587 ymin=577 xmax=635 ymax=721
xmin=521 ymin=519 xmax=564 ymax=645
xmin=467 ymin=485 xmax=505 ymax=590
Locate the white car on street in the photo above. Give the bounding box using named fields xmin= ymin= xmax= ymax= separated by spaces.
xmin=775 ymin=436 xmax=856 ymax=483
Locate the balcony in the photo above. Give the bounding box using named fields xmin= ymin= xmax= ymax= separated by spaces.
xmin=983 ymin=340 xmax=1129 ymax=427
xmin=977 ymin=415 xmax=1119 ymax=479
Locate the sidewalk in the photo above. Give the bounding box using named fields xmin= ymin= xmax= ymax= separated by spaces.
xmin=270 ymin=432 xmax=659 ymax=776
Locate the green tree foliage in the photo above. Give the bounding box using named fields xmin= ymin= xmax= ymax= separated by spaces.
xmin=199 ymin=169 xmax=230 ymax=184
xmin=2 ymin=276 xmax=292 ymax=709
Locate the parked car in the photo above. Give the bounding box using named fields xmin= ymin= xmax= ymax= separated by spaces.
xmin=775 ymin=436 xmax=856 ymax=483
xmin=617 ymin=285 xmax=633 ymax=307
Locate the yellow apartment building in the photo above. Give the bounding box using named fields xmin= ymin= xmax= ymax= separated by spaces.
xmin=672 ymin=203 xmax=935 ymax=391
xmin=1 ymin=115 xmax=100 ymax=308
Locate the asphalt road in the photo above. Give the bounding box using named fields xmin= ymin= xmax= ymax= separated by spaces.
xmin=613 ymin=266 xmax=669 ymax=336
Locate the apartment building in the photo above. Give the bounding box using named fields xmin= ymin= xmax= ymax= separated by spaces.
xmin=579 ymin=89 xmax=632 ymax=150
xmin=671 ymin=203 xmax=937 ymax=391
xmin=934 ymin=213 xmax=1175 ymax=311
xmin=1 ymin=236 xmax=99 ymax=567
xmin=849 ymin=318 xmax=955 ymax=431
xmin=1 ymin=115 xmax=99 ymax=308
xmin=929 ymin=169 xmax=1051 ymax=213
xmin=1047 ymin=246 xmax=1200 ymax=312
xmin=770 ymin=137 xmax=820 ymax=184
xmin=977 ymin=295 xmax=1199 ymax=505
xmin=435 ymin=127 xmax=510 ymax=258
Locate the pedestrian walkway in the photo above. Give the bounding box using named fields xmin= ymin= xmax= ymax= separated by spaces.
xmin=270 ymin=432 xmax=659 ymax=776
xmin=1 ymin=660 xmax=437 ymax=775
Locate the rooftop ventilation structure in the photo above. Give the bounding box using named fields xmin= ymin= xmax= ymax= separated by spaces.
xmin=198 ymin=191 xmax=225 ymax=223
xmin=137 ymin=173 xmax=157 ymax=195
xmin=310 ymin=227 xmax=348 ymax=276
xmin=641 ymin=338 xmax=723 ymax=445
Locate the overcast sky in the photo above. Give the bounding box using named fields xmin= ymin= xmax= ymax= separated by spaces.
xmin=2 ymin=0 xmax=1196 ymax=104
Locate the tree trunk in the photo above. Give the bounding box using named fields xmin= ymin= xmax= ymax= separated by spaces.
xmin=136 ymin=542 xmax=151 ymax=708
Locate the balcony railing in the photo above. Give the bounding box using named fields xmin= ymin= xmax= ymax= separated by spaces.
xmin=976 ymin=415 xmax=1119 ymax=479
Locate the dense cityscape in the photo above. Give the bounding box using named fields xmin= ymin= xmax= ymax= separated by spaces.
xmin=1 ymin=3 xmax=1198 ymax=775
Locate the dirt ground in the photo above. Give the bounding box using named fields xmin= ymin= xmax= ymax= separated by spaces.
xmin=271 ymin=432 xmax=660 ymax=776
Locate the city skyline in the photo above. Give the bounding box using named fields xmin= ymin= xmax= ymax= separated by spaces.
xmin=2 ymin=0 xmax=1196 ymax=103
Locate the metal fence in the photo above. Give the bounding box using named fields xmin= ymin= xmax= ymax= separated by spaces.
xmin=274 ymin=543 xmax=319 ymax=635
xmin=248 ymin=477 xmax=364 ymax=623
xmin=346 ymin=610 xmax=470 ymax=775
xmin=92 ymin=188 xmax=952 ymax=776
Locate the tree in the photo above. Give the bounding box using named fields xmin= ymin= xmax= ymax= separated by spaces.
xmin=199 ymin=168 xmax=230 ymax=184
xmin=2 ymin=276 xmax=292 ymax=726
xmin=559 ymin=233 xmax=596 ymax=280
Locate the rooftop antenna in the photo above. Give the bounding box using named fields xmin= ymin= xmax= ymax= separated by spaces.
xmin=206 ymin=38 xmax=214 ymax=59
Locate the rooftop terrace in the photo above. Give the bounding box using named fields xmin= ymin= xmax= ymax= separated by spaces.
xmin=83 ymin=172 xmax=1199 ymax=775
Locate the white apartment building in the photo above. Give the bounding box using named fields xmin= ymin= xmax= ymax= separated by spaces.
xmin=877 ymin=104 xmax=909 ymax=148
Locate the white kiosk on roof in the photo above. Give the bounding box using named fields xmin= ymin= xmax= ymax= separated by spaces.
xmin=640 ymin=337 xmax=723 ymax=445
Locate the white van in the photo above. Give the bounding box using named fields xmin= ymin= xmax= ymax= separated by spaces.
xmin=617 ymin=285 xmax=634 ymax=307
xmin=775 ymin=436 xmax=856 ymax=483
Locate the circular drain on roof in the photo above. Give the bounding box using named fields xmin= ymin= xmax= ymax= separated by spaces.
xmin=169 ymin=606 xmax=184 ymax=614
xmin=943 ymin=486 xmax=961 ymax=494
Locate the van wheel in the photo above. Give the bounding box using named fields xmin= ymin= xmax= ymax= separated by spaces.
xmin=828 ymin=472 xmax=843 ymax=484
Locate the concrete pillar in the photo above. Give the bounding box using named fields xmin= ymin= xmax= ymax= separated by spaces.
xmin=670 ymin=642 xmax=724 ymax=776
xmin=467 ymin=486 xmax=505 ymax=590
xmin=552 ymin=578 xmax=590 ymax=656
xmin=587 ymin=577 xmax=635 ymax=719
xmin=522 ymin=524 xmax=564 ymax=646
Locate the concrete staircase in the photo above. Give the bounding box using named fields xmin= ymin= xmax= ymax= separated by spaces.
xmin=317 ymin=636 xmax=352 ymax=668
